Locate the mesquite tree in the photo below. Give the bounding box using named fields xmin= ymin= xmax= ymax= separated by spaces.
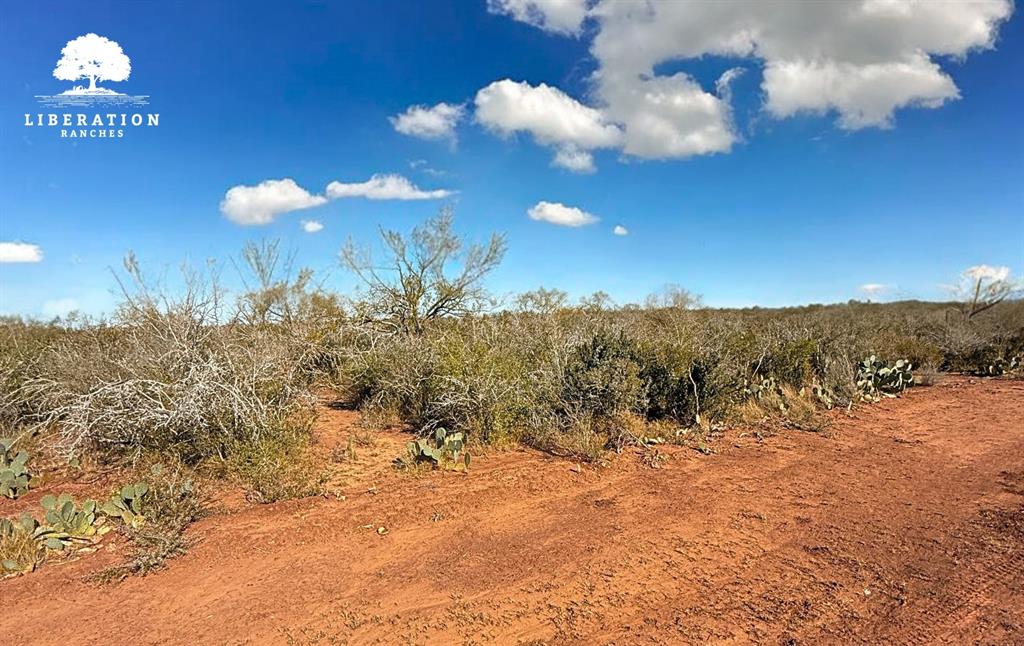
xmin=341 ymin=206 xmax=506 ymax=335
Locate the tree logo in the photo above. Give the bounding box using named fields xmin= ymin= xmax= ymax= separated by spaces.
xmin=53 ymin=33 xmax=131 ymax=95
xmin=35 ymin=33 xmax=148 ymax=107
xmin=25 ymin=33 xmax=159 ymax=138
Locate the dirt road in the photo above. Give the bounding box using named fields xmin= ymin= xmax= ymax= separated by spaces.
xmin=3 ymin=377 xmax=1022 ymax=644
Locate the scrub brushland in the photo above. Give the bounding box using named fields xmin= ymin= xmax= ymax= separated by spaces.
xmin=1 ymin=210 xmax=1021 ymax=644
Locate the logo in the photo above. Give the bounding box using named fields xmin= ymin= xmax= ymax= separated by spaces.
xmin=24 ymin=33 xmax=159 ymax=138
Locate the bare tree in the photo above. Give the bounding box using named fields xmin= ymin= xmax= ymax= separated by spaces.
xmin=516 ymin=287 xmax=569 ymax=314
xmin=578 ymin=291 xmax=613 ymax=312
xmin=953 ymin=265 xmax=1019 ymax=320
xmin=340 ymin=206 xmax=506 ymax=334
xmin=643 ymin=283 xmax=703 ymax=310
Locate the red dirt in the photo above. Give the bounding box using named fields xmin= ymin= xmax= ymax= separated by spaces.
xmin=2 ymin=377 xmax=1023 ymax=645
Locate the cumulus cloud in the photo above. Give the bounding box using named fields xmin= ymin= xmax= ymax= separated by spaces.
xmin=325 ymin=174 xmax=453 ymax=200
xmin=220 ymin=178 xmax=327 ymax=226
xmin=590 ymin=0 xmax=1011 ymax=134
xmin=0 ymin=242 xmax=43 ymax=263
xmin=597 ymin=72 xmax=736 ymax=159
xmin=487 ymin=0 xmax=590 ymax=36
xmin=527 ymin=201 xmax=598 ymax=227
xmin=390 ymin=102 xmax=465 ymax=143
xmin=612 ymin=224 xmax=628 ymax=236
xmin=221 ymin=174 xmax=454 ymax=226
xmin=475 ymin=79 xmax=622 ymax=170
xmin=484 ymin=0 xmax=1011 ymax=165
xmin=475 ymin=79 xmax=621 ymax=148
xmin=763 ymin=56 xmax=959 ymax=129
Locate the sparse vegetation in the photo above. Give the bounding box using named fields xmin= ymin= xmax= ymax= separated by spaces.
xmin=0 ymin=209 xmax=1021 ymax=581
xmin=94 ymin=464 xmax=205 ymax=582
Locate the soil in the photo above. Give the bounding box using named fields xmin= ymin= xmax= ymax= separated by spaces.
xmin=2 ymin=376 xmax=1022 ymax=645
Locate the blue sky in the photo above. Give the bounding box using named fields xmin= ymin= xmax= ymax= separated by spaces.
xmin=1 ymin=0 xmax=1022 ymax=317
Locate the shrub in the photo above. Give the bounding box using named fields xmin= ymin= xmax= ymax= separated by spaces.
xmin=94 ymin=463 xmax=205 ymax=581
xmin=226 ymin=434 xmax=326 ymax=503
xmin=9 ymin=257 xmax=316 ymax=471
xmin=2 ymin=241 xmax=1021 ymax=471
xmin=561 ymin=332 xmax=647 ymax=422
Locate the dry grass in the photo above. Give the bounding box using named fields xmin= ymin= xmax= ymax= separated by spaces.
xmin=0 ymin=521 xmax=43 ymax=576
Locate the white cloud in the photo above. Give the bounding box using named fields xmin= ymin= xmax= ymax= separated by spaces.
xmin=301 ymin=219 xmax=324 ymax=233
xmin=964 ymin=265 xmax=1011 ymax=282
xmin=552 ymin=145 xmax=595 ymax=173
xmin=325 ymin=174 xmax=453 ymax=200
xmin=475 ymin=79 xmax=622 ymax=169
xmin=590 ymin=0 xmax=1011 ymax=132
xmin=527 ymin=201 xmax=598 ymax=227
xmin=612 ymin=224 xmax=628 ymax=236
xmin=763 ymin=56 xmax=959 ymax=129
xmin=220 ymin=178 xmax=327 ymax=226
xmin=0 ymin=242 xmax=43 ymax=263
xmin=42 ymin=298 xmax=79 ymax=318
xmin=390 ymin=102 xmax=465 ymax=143
xmin=858 ymin=283 xmax=891 ymax=297
xmin=484 ymin=1 xmax=1011 ymax=166
xmin=487 ymin=0 xmax=590 ymax=36
xmin=715 ymin=67 xmax=745 ymax=104
xmin=409 ymin=159 xmax=449 ymax=178
xmin=597 ymin=72 xmax=736 ymax=159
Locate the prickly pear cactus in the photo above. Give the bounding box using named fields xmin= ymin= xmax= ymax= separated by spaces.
xmin=100 ymin=482 xmax=149 ymax=528
xmin=856 ymin=356 xmax=914 ymax=400
xmin=0 ymin=438 xmax=32 ymax=499
xmin=40 ymin=494 xmax=106 ymax=538
xmin=404 ymin=427 xmax=471 ymax=470
xmin=743 ymin=376 xmax=781 ymax=401
xmin=810 ymin=384 xmax=837 ymax=409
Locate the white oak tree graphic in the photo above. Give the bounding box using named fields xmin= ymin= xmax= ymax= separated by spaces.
xmin=52 ymin=33 xmax=131 ymax=93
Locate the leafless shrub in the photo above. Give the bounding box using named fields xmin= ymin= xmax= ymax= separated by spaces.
xmin=12 ymin=254 xmax=315 ymax=465
xmin=950 ymin=265 xmax=1021 ymax=320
